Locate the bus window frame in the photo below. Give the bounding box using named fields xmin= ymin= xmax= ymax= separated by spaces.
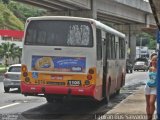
xmin=119 ymin=37 xmax=125 ymax=59
xmin=96 ymin=28 xmax=102 ymax=60
xmin=24 ymin=20 xmax=94 ymax=48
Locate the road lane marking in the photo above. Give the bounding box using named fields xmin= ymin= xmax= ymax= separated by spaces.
xmin=0 ymin=103 xmax=20 ymax=110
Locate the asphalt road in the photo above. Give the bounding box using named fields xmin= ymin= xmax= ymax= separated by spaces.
xmin=0 ymin=71 xmax=148 ymax=120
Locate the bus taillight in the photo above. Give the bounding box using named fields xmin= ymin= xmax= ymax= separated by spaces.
xmin=22 ymin=65 xmax=27 ymax=72
xmin=23 ymin=72 xmax=28 ymax=77
xmin=25 ymin=77 xmax=30 ymax=83
xmin=89 ymin=69 xmax=94 ymax=74
xmin=87 ymin=75 xmax=92 ymax=80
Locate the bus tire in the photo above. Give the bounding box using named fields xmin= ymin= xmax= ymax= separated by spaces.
xmin=116 ymin=89 xmax=120 ymax=95
xmin=55 ymin=98 xmax=63 ymax=103
xmin=105 ymin=80 xmax=111 ymax=104
xmin=105 ymin=95 xmax=109 ymax=104
xmin=45 ymin=95 xmax=54 ymax=103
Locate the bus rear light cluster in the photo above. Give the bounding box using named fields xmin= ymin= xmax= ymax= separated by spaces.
xmin=87 ymin=75 xmax=92 ymax=80
xmin=86 ymin=68 xmax=94 ymax=82
xmin=22 ymin=65 xmax=27 ymax=72
xmin=22 ymin=65 xmax=29 ymax=83
xmin=89 ymin=69 xmax=94 ymax=74
xmin=25 ymin=77 xmax=30 ymax=82
xmin=23 ymin=72 xmax=28 ymax=77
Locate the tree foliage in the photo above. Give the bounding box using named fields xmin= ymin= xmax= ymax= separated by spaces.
xmin=0 ymin=2 xmax=24 ymax=30
xmin=14 ymin=47 xmax=22 ymax=63
xmin=0 ymin=1 xmax=45 ymax=30
xmin=136 ymin=32 xmax=156 ymax=49
xmin=2 ymin=0 xmax=9 ymax=4
xmin=8 ymin=1 xmax=46 ymax=22
xmin=0 ymin=42 xmax=22 ymax=66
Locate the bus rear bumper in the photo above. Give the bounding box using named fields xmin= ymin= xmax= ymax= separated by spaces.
xmin=21 ymin=82 xmax=95 ymax=97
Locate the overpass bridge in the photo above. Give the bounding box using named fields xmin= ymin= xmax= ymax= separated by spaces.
xmin=14 ymin=0 xmax=156 ymax=63
xmin=15 ymin=0 xmax=155 ymax=25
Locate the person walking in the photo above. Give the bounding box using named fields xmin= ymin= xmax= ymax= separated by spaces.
xmin=145 ymin=55 xmax=157 ymax=120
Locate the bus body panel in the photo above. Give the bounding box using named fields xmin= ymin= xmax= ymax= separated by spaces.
xmin=23 ymin=46 xmax=96 ymax=73
xmin=21 ymin=82 xmax=95 ymax=96
xmin=21 ymin=16 xmax=126 ymax=101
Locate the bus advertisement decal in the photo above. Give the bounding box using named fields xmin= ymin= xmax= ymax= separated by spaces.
xmin=31 ymin=56 xmax=86 ymax=72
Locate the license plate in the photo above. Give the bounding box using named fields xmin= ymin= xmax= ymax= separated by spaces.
xmin=51 ymin=75 xmax=63 ymax=80
xmin=67 ymin=80 xmax=81 ymax=86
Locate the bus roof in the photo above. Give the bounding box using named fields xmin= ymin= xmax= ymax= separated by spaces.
xmin=27 ymin=16 xmax=125 ymax=38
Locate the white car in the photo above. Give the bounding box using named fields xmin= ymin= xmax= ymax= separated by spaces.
xmin=134 ymin=61 xmax=148 ymax=71
xmin=3 ymin=64 xmax=21 ymax=92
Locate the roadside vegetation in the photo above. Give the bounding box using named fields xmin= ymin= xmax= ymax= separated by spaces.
xmin=0 ymin=64 xmax=6 ymax=73
xmin=0 ymin=0 xmax=46 ymax=73
xmin=136 ymin=32 xmax=156 ymax=50
xmin=0 ymin=0 xmax=46 ymax=30
xmin=0 ymin=42 xmax=22 ymax=73
xmin=0 ymin=42 xmax=22 ymax=66
xmin=7 ymin=1 xmax=46 ymax=22
xmin=0 ymin=1 xmax=24 ymax=30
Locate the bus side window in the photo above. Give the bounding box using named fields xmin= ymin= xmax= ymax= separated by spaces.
xmin=119 ymin=38 xmax=125 ymax=59
xmin=115 ymin=37 xmax=119 ymax=59
xmin=111 ymin=35 xmax=116 ymax=59
xmin=122 ymin=38 xmax=125 ymax=59
xmin=96 ymin=29 xmax=102 ymax=60
xmin=107 ymin=34 xmax=112 ymax=59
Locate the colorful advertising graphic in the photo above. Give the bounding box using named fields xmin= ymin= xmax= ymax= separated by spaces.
xmin=32 ymin=56 xmax=86 ymax=72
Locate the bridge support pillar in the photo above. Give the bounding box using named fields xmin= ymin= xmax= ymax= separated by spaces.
xmin=122 ymin=32 xmax=137 ymax=64
xmin=128 ymin=33 xmax=137 ymax=64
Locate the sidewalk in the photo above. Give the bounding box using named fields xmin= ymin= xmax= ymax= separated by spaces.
xmin=105 ymin=86 xmax=157 ymax=120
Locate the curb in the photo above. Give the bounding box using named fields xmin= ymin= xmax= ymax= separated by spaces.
xmin=106 ymin=87 xmax=145 ymax=114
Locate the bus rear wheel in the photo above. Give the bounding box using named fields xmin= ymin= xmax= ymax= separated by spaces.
xmin=45 ymin=95 xmax=63 ymax=103
xmin=116 ymin=89 xmax=120 ymax=95
xmin=45 ymin=95 xmax=54 ymax=103
xmin=105 ymin=94 xmax=110 ymax=104
xmin=105 ymin=81 xmax=111 ymax=104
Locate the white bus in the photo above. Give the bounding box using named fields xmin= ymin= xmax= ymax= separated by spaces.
xmin=21 ymin=16 xmax=126 ymax=103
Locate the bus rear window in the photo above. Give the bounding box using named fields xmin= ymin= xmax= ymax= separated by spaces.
xmin=25 ymin=20 xmax=93 ymax=47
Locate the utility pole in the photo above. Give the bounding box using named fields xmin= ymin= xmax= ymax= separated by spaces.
xmin=156 ymin=29 xmax=160 ymax=120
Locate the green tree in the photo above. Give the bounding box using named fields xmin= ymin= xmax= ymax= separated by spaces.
xmin=2 ymin=0 xmax=10 ymax=4
xmin=14 ymin=47 xmax=22 ymax=63
xmin=8 ymin=1 xmax=46 ymax=22
xmin=0 ymin=42 xmax=21 ymax=67
xmin=136 ymin=32 xmax=156 ymax=49
xmin=0 ymin=3 xmax=24 ymax=30
xmin=148 ymin=39 xmax=156 ymax=49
